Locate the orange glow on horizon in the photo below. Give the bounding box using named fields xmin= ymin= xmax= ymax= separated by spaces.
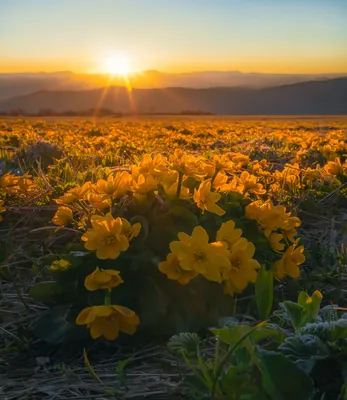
xmin=1 ymin=57 xmax=347 ymax=75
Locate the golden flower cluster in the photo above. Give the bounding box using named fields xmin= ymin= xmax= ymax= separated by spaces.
xmin=159 ymin=223 xmax=260 ymax=296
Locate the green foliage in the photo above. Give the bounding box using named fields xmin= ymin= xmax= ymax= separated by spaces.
xmin=29 ymin=281 xmax=67 ymax=302
xmin=300 ymin=319 xmax=347 ymax=341
xmin=170 ymin=289 xmax=347 ymax=399
xmin=257 ymin=349 xmax=315 ymax=400
xmin=279 ymin=301 xmax=308 ymax=333
xmin=167 ymin=332 xmax=200 ymax=357
xmin=278 ymin=290 xmax=323 ymax=333
xmin=255 ymin=266 xmax=274 ymax=320
xmin=34 ymin=306 xmax=87 ymax=344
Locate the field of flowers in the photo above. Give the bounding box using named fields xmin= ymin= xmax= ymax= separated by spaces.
xmin=1 ymin=116 xmax=347 ymax=399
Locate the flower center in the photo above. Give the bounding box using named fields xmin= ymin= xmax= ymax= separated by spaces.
xmin=194 ymin=251 xmax=206 ymax=262
xmin=100 ymin=235 xmax=117 ymax=245
xmin=231 ymin=259 xmax=241 ymax=270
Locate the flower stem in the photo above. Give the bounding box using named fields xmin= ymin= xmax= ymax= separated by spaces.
xmin=104 ymin=289 xmax=111 ymax=305
xmin=176 ymin=172 xmax=183 ymax=198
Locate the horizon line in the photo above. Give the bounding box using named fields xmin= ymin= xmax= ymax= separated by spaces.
xmin=1 ymin=69 xmax=347 ymax=76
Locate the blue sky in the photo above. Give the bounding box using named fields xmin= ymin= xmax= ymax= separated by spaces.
xmin=1 ymin=0 xmax=346 ymax=73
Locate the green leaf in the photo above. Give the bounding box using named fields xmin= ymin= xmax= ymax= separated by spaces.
xmin=211 ymin=325 xmax=252 ymax=346
xmin=220 ymin=367 xmax=258 ymax=399
xmin=35 ymin=307 xmax=71 ymax=344
xmin=83 ymin=349 xmax=104 ymax=384
xmin=300 ymin=319 xmax=347 ymax=341
xmin=280 ymin=301 xmax=307 ymax=333
xmin=170 ymin=206 xmax=199 ymax=227
xmin=250 ymin=323 xmax=288 ymax=344
xmin=212 ymin=323 xmax=287 ymax=346
xmin=278 ymin=334 xmax=330 ymax=361
xmin=29 ymin=281 xmax=65 ymax=302
xmin=255 ymin=266 xmax=274 ymax=320
xmin=168 ymin=332 xmax=200 ymax=357
xmin=257 ymin=349 xmax=315 ymax=400
xmin=297 ymin=290 xmax=322 ymax=321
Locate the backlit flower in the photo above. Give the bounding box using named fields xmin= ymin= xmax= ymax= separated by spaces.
xmin=237 ymin=171 xmax=266 ymax=196
xmin=56 ymin=182 xmax=91 ymax=204
xmin=323 ymin=158 xmax=343 ymax=176
xmin=52 ymin=206 xmax=73 ymax=226
xmin=0 ymin=200 xmax=5 ymax=222
xmin=50 ymin=259 xmax=71 ymax=271
xmin=81 ymin=213 xmax=129 ymax=259
xmin=95 ymin=171 xmax=132 ymax=199
xmin=133 ymin=173 xmax=158 ymax=200
xmin=223 ymin=238 xmax=260 ymax=296
xmin=120 ymin=218 xmax=141 ymax=241
xmin=169 ymin=226 xmax=230 ymax=283
xmin=216 ymin=220 xmax=242 ymax=249
xmin=0 ymin=173 xmax=20 ymax=194
xmin=84 ymin=267 xmax=123 ymax=291
xmin=76 ymin=305 xmax=140 ymax=340
xmin=273 ymin=245 xmax=305 ymax=279
xmin=159 ymin=253 xmax=198 ymax=284
xmin=268 ymin=232 xmax=285 ymax=252
xmin=87 ymin=193 xmax=111 ymax=211
xmin=131 ymin=153 xmax=167 ymax=178
xmin=193 ymin=180 xmax=225 ymax=216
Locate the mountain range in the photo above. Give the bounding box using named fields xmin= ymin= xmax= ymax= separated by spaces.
xmin=1 ymin=70 xmax=347 ymax=101
xmin=1 ymin=77 xmax=346 ymax=115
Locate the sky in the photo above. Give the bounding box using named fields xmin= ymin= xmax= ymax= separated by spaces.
xmin=1 ymin=0 xmax=347 ymax=74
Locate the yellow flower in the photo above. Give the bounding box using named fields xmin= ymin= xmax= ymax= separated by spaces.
xmin=87 ymin=193 xmax=111 ymax=211
xmin=131 ymin=153 xmax=167 ymax=178
xmin=0 ymin=173 xmax=20 ymax=194
xmin=211 ymin=172 xmax=229 ymax=189
xmin=223 ymin=238 xmax=260 ymax=296
xmin=169 ymin=226 xmax=230 ymax=283
xmin=206 ymin=154 xmax=235 ymax=176
xmin=193 ymin=180 xmax=225 ymax=216
xmin=268 ymin=232 xmax=285 ymax=252
xmin=219 ymin=176 xmax=238 ymax=193
xmin=50 ymin=259 xmax=71 ymax=271
xmin=85 ymin=267 xmax=123 ymax=291
xmin=244 ymin=200 xmax=262 ymax=220
xmin=81 ymin=213 xmax=129 ymax=259
xmin=258 ymin=203 xmax=289 ymax=233
xmin=56 ymin=182 xmax=91 ymax=204
xmin=158 ymin=253 xmax=198 ymax=285
xmin=281 ymin=215 xmax=301 ymax=243
xmin=0 ymin=200 xmax=5 ymax=222
xmin=216 ymin=220 xmax=242 ymax=249
xmin=245 ymin=200 xmax=296 ymax=237
xmin=273 ymin=245 xmax=305 ymax=279
xmin=133 ymin=173 xmax=158 ymax=200
xmin=237 ymin=171 xmax=266 ymax=196
xmin=282 ymin=228 xmax=298 ymax=243
xmin=18 ymin=175 xmax=35 ymax=194
xmin=120 ymin=218 xmax=141 ymax=240
xmin=169 ymin=149 xmax=200 ymax=177
xmin=95 ymin=171 xmax=132 ymax=199
xmin=323 ymin=158 xmax=343 ymax=176
xmin=52 ymin=206 xmax=73 ymax=226
xmin=231 ymin=153 xmax=249 ymax=167
xmin=76 ymin=305 xmax=140 ymax=341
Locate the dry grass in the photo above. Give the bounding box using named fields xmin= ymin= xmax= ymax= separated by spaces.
xmin=0 ymin=272 xmax=187 ymax=399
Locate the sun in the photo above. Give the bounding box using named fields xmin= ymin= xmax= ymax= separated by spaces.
xmin=103 ymin=52 xmax=131 ymax=76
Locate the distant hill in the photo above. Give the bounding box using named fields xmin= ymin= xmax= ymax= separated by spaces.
xmin=0 ymin=70 xmax=346 ymax=100
xmin=0 ymin=78 xmax=346 ymax=115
